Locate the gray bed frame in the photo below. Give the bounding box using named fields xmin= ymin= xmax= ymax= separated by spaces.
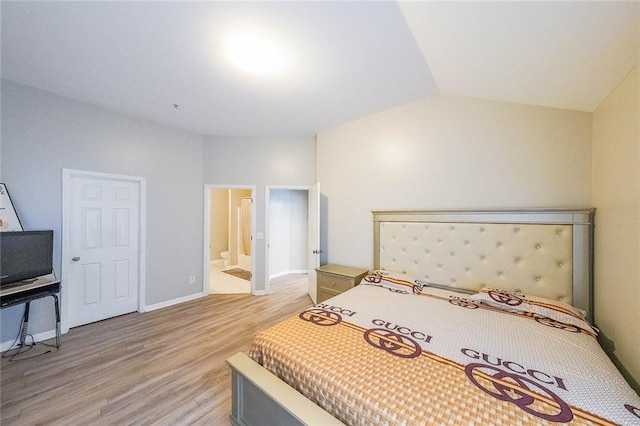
xmin=227 ymin=208 xmax=595 ymax=426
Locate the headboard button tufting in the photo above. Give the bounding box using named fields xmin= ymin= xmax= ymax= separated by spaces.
xmin=375 ymin=218 xmax=581 ymax=309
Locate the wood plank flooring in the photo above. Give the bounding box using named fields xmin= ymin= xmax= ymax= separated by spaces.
xmin=1 ymin=274 xmax=313 ymax=425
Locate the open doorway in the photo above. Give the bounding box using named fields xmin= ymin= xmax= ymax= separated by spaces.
xmin=268 ymin=189 xmax=308 ymax=278
xmin=205 ymin=186 xmax=254 ymax=294
xmin=265 ymin=184 xmax=320 ymax=300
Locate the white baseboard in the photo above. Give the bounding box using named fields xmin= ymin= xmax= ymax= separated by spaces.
xmin=253 ymin=290 xmax=267 ymax=296
xmin=144 ymin=292 xmax=204 ymax=312
xmin=269 ymin=269 xmax=308 ymax=280
xmin=1 ymin=293 xmax=205 ymax=350
xmin=1 ymin=329 xmax=58 ymax=352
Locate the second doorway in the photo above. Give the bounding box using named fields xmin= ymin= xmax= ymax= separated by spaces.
xmin=208 ymin=187 xmax=253 ymax=294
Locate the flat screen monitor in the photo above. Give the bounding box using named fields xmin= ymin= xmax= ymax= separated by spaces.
xmin=0 ymin=230 xmax=54 ymax=287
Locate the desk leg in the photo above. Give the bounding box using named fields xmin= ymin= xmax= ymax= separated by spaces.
xmin=52 ymin=294 xmax=61 ymax=348
xmin=20 ymin=301 xmax=31 ymax=347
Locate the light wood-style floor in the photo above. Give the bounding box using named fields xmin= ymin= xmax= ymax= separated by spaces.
xmin=1 ymin=274 xmax=312 ymax=425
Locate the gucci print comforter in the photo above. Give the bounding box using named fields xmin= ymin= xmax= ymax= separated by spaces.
xmin=249 ymin=284 xmax=640 ymax=425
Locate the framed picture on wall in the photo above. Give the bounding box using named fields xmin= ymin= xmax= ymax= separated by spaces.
xmin=0 ymin=183 xmax=23 ymax=231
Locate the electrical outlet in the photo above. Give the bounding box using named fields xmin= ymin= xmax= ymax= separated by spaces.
xmin=189 ymin=276 xmax=195 ymax=284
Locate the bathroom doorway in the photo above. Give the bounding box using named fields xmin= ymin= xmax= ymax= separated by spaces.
xmin=204 ymin=185 xmax=255 ymax=294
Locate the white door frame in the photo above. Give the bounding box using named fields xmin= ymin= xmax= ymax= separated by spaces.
xmin=203 ymin=184 xmax=256 ymax=296
xmin=265 ymin=185 xmax=316 ymax=295
xmin=61 ymin=168 xmax=147 ymax=334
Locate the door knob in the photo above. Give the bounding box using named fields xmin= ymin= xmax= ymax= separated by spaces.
xmin=72 ymin=257 xmax=80 ymax=261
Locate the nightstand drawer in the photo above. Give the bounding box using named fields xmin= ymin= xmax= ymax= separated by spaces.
xmin=315 ymin=264 xmax=369 ymax=303
xmin=318 ymin=274 xmax=352 ymax=292
xmin=318 ymin=287 xmax=343 ymax=303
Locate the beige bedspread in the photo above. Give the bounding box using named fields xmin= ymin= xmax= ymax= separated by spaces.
xmin=249 ymin=284 xmax=640 ymax=425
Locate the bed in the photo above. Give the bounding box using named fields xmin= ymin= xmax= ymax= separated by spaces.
xmin=227 ymin=208 xmax=640 ymax=425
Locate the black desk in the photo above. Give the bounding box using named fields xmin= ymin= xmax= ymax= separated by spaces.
xmin=0 ymin=278 xmax=61 ymax=349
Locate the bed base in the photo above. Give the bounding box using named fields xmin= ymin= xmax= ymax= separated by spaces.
xmin=227 ymin=353 xmax=343 ymax=426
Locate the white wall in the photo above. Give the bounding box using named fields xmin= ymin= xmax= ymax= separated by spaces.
xmin=269 ymin=189 xmax=308 ymax=277
xmin=1 ymin=80 xmax=204 ymax=341
xmin=202 ymin=136 xmax=316 ymax=292
xmin=592 ymin=65 xmax=640 ymax=385
xmin=317 ymin=95 xmax=592 ymax=270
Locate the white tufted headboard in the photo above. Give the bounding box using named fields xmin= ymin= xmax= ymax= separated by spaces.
xmin=373 ymin=209 xmax=595 ymax=322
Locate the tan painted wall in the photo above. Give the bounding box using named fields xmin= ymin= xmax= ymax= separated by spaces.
xmin=210 ymin=189 xmax=229 ymax=261
xmin=317 ymin=95 xmax=593 ymax=270
xmin=229 ymin=189 xmax=251 ymax=266
xmin=592 ymin=65 xmax=640 ymax=383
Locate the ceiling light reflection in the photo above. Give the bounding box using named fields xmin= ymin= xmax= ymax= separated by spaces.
xmin=225 ymin=32 xmax=287 ymax=78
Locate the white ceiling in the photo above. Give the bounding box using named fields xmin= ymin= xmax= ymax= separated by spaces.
xmin=400 ymin=1 xmax=640 ymax=113
xmin=2 ymin=1 xmax=638 ymax=137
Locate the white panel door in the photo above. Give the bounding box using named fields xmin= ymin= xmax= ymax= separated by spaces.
xmin=307 ymin=183 xmax=320 ymax=303
xmin=68 ymin=176 xmax=140 ymax=327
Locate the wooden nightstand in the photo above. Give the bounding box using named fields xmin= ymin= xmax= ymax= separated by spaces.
xmin=315 ymin=264 xmax=369 ymax=303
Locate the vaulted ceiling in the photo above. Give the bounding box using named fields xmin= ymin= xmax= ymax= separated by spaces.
xmin=2 ymin=1 xmax=638 ymax=137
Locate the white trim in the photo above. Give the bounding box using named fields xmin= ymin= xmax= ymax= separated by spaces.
xmin=1 ymin=329 xmax=57 ymax=352
xmin=252 ymin=290 xmax=267 ymax=296
xmin=139 ymin=178 xmax=147 ymax=312
xmin=145 ymin=292 xmax=204 ymax=312
xmin=203 ymin=184 xmax=256 ymax=297
xmin=269 ymin=269 xmax=309 ymax=280
xmin=61 ymin=168 xmax=147 ymax=332
xmin=265 ymin=187 xmax=271 ymax=294
xmin=203 ymin=188 xmax=211 ymax=296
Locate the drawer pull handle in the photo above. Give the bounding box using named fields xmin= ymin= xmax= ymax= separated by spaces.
xmin=331 ymin=282 xmax=336 ymax=287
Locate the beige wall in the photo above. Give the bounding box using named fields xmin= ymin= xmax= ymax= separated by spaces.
xmin=228 ymin=189 xmax=252 ymax=266
xmin=592 ymin=65 xmax=640 ymax=383
xmin=210 ymin=189 xmax=229 ymax=261
xmin=208 ymin=188 xmax=250 ymax=265
xmin=317 ymin=95 xmax=592 ymax=269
